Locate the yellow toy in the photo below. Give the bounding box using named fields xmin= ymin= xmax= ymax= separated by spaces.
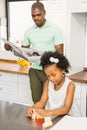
xmin=17 ymin=58 xmax=31 ymax=66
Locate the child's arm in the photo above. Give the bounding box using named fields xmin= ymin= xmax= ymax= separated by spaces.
xmin=26 ymin=80 xmax=49 ymax=117
xmin=35 ymin=81 xmax=75 ymax=117
xmin=50 ymin=81 xmax=75 ymax=116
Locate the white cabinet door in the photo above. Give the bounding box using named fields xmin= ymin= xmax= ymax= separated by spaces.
xmin=74 ymin=82 xmax=87 ymax=117
xmin=74 ymin=82 xmax=82 ymax=98
xmin=74 ymin=82 xmax=82 ymax=116
xmin=18 ymin=74 xmax=33 ymax=105
xmin=0 ymin=72 xmax=18 ymax=102
xmin=80 ymin=83 xmax=87 ymax=117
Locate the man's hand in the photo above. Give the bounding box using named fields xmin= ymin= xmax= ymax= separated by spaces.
xmin=4 ymin=44 xmax=12 ymax=51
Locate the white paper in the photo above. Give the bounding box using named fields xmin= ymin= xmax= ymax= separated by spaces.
xmin=51 ymin=115 xmax=87 ymax=130
xmin=1 ymin=38 xmax=43 ymax=62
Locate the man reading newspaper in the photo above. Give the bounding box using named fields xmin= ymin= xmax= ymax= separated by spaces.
xmin=2 ymin=38 xmax=42 ymax=62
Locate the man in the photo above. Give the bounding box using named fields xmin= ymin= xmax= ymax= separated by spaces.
xmin=4 ymin=2 xmax=63 ymax=103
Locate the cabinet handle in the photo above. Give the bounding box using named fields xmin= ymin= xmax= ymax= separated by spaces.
xmin=0 ymin=88 xmax=2 ymax=90
xmin=0 ymin=74 xmax=2 ymax=76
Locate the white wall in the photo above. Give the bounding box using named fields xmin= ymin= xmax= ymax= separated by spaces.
xmin=0 ymin=0 xmax=6 ymax=17
xmin=0 ymin=0 xmax=7 ymax=53
xmin=66 ymin=0 xmax=87 ymax=74
xmin=0 ymin=0 xmax=17 ymax=60
xmin=69 ymin=0 xmax=87 ymax=13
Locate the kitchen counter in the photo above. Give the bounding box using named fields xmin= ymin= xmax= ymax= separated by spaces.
xmin=0 ymin=100 xmax=63 ymax=130
xmin=69 ymin=69 xmax=87 ymax=83
xmin=0 ymin=59 xmax=87 ymax=82
xmin=0 ymin=59 xmax=30 ymax=75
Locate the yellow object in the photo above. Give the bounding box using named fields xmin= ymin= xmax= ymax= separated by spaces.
xmin=17 ymin=58 xmax=31 ymax=66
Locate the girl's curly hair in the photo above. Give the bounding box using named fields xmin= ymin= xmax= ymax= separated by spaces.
xmin=40 ymin=51 xmax=71 ymax=73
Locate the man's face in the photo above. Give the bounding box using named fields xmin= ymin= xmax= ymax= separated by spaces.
xmin=31 ymin=8 xmax=46 ymax=27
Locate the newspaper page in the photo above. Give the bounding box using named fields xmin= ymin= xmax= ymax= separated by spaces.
xmin=1 ymin=38 xmax=43 ymax=62
xmin=51 ymin=115 xmax=87 ymax=130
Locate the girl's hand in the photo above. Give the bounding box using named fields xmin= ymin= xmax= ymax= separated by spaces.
xmin=26 ymin=107 xmax=34 ymax=118
xmin=35 ymin=109 xmax=51 ymax=117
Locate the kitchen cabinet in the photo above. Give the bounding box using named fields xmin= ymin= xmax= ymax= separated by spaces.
xmin=0 ymin=72 xmax=18 ymax=102
xmin=0 ymin=59 xmax=33 ymax=105
xmin=18 ymin=74 xmax=33 ymax=105
xmin=0 ymin=71 xmax=33 ymax=105
xmin=80 ymin=83 xmax=87 ymax=116
xmin=69 ymin=70 xmax=87 ymax=116
xmin=74 ymin=82 xmax=87 ymax=116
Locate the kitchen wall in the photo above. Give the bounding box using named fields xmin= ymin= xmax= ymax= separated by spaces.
xmin=0 ymin=0 xmax=6 ymax=17
xmin=65 ymin=0 xmax=87 ymax=74
xmin=0 ymin=0 xmax=20 ymax=60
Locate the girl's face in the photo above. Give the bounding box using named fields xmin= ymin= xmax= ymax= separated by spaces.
xmin=44 ymin=64 xmax=64 ymax=85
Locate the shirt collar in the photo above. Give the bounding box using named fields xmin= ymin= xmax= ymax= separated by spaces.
xmin=34 ymin=20 xmax=49 ymax=28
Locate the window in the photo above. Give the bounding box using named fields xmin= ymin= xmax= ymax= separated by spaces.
xmin=7 ymin=0 xmax=36 ymax=45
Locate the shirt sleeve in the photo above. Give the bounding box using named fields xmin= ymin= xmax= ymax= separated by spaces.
xmin=53 ymin=27 xmax=64 ymax=45
xmin=22 ymin=30 xmax=31 ymax=46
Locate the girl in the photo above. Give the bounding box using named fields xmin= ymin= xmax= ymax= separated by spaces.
xmin=26 ymin=51 xmax=80 ymax=118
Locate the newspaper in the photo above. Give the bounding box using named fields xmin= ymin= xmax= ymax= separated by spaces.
xmin=51 ymin=115 xmax=87 ymax=130
xmin=1 ymin=38 xmax=43 ymax=62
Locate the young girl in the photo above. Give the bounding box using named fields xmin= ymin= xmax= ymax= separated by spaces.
xmin=26 ymin=51 xmax=81 ymax=118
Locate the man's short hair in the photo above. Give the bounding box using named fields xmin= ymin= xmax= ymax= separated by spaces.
xmin=31 ymin=2 xmax=45 ymax=11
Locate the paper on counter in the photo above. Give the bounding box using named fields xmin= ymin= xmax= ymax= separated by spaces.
xmin=51 ymin=115 xmax=87 ymax=130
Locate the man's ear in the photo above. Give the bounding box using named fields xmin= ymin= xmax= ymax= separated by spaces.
xmin=44 ymin=10 xmax=46 ymax=15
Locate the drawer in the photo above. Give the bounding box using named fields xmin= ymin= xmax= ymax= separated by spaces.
xmin=0 ymin=83 xmax=17 ymax=94
xmin=18 ymin=85 xmax=33 ymax=105
xmin=18 ymin=75 xmax=30 ymax=84
xmin=18 ymin=83 xmax=30 ymax=90
xmin=18 ymin=96 xmax=33 ymax=105
xmin=0 ymin=72 xmax=18 ymax=83
xmin=19 ymin=89 xmax=31 ymax=98
xmin=0 ymin=93 xmax=17 ymax=102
